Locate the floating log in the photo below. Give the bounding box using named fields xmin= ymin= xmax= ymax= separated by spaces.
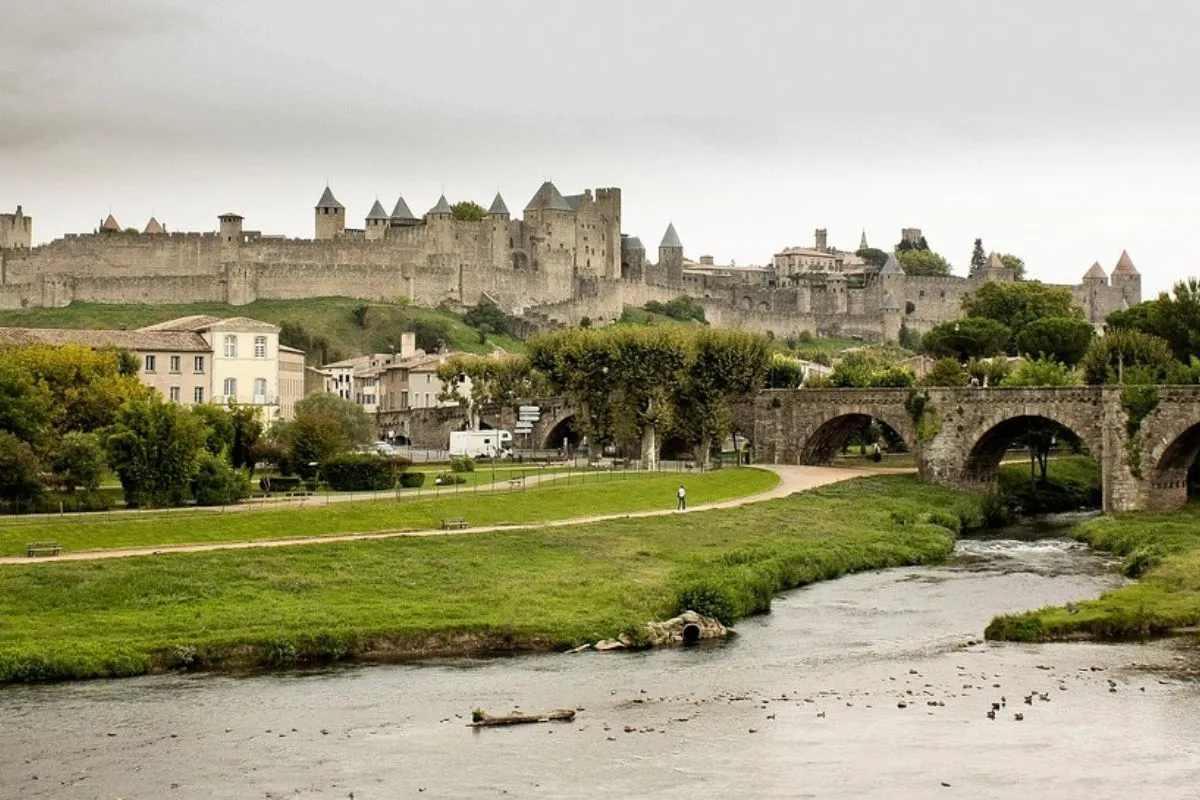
xmin=468 ymin=708 xmax=577 ymax=727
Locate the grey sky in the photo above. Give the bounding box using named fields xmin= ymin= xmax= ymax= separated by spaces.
xmin=3 ymin=0 xmax=1198 ymax=295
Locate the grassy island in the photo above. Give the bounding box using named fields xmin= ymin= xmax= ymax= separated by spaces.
xmin=986 ymin=503 xmax=1200 ymax=641
xmin=0 ymin=475 xmax=974 ymax=683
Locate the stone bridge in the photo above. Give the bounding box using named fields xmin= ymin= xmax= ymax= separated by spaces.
xmin=380 ymin=386 xmax=1200 ymax=511
xmin=749 ymin=386 xmax=1200 ymax=512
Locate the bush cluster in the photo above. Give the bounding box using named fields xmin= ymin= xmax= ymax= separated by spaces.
xmin=321 ymin=453 xmax=401 ymax=491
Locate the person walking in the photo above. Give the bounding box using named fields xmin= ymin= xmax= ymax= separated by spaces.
xmin=677 ymin=484 xmax=687 ymax=511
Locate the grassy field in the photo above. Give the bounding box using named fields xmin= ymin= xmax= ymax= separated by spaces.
xmin=985 ymin=502 xmax=1200 ymax=642
xmin=0 ymin=297 xmax=524 ymax=360
xmin=0 ymin=469 xmax=778 ymax=555
xmin=0 ymin=475 xmax=975 ymax=682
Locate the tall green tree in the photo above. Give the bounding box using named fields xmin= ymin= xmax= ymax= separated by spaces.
xmin=0 ymin=357 xmax=51 ymax=443
xmin=962 ymin=281 xmax=1081 ymax=353
xmin=674 ymin=329 xmax=770 ymax=468
xmin=1000 ymin=254 xmax=1026 ymax=281
xmin=1106 ymin=278 xmax=1200 ymax=363
xmin=527 ymin=328 xmax=621 ymax=448
xmin=228 ymin=402 xmax=264 ymax=470
xmin=281 ymin=393 xmax=374 ymax=476
xmin=609 ymin=327 xmax=689 ymax=468
xmin=437 ymin=354 xmax=543 ymax=430
xmin=970 ymin=238 xmax=986 ymax=277
xmin=856 ymin=248 xmax=889 ymax=268
xmin=922 ymin=318 xmax=1011 ymax=361
xmin=50 ymin=431 xmax=107 ymax=495
xmin=1081 ymin=329 xmax=1176 ymax=385
xmin=1016 ymin=316 xmax=1095 ymax=366
xmin=0 ymin=432 xmax=44 ymax=508
xmin=107 ymin=396 xmax=207 ymax=508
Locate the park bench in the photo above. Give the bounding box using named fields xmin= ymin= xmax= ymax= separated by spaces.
xmin=441 ymin=517 xmax=469 ymax=530
xmin=26 ymin=541 xmax=61 ymax=557
xmin=508 ymin=476 xmax=525 ymax=487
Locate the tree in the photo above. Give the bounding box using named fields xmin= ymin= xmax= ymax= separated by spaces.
xmin=1000 ymin=254 xmax=1026 ymax=281
xmin=227 ymin=402 xmax=263 ymax=470
xmin=450 ymin=201 xmax=487 ymax=222
xmin=527 ymin=328 xmax=621 ymax=449
xmin=856 ymin=248 xmax=889 ymax=268
xmin=765 ymin=352 xmax=805 ymax=389
xmin=350 ymin=303 xmax=370 ymax=328
xmin=921 ymin=358 xmax=969 ymax=387
xmin=0 ymin=356 xmax=51 ymax=443
xmin=0 ymin=432 xmax=44 ymax=508
xmin=962 ymin=281 xmax=1081 ymax=353
xmin=970 ymin=238 xmax=986 ymax=277
xmin=437 ymin=354 xmax=543 ymax=430
xmin=1081 ymin=329 xmax=1176 ymax=385
xmin=284 ymin=393 xmax=374 ymax=476
xmin=609 ymin=327 xmax=689 ymax=467
xmin=463 ymin=302 xmax=513 ymax=338
xmin=921 ymin=318 xmax=1011 ymax=361
xmin=192 ymin=452 xmax=249 ymax=506
xmin=1015 ymin=316 xmax=1095 ymax=366
xmin=50 ymin=431 xmax=106 ymax=495
xmin=1106 ymin=278 xmax=1200 ymax=363
xmin=674 ymin=329 xmax=770 ymax=468
xmin=106 ymin=395 xmax=207 ymax=508
xmin=831 ymin=352 xmax=915 ymax=388
xmin=192 ymin=403 xmax=236 ymax=456
xmin=1002 ymin=357 xmax=1080 ymax=387
xmin=897 ymin=249 xmax=953 ymax=277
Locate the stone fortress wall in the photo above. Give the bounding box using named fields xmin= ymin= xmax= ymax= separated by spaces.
xmin=0 ymin=185 xmax=1140 ymax=342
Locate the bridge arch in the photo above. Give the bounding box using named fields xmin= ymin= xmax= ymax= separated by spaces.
xmin=960 ymin=412 xmax=1102 ymax=485
xmin=1145 ymin=418 xmax=1200 ymax=499
xmin=794 ymin=400 xmax=917 ymax=464
xmin=541 ymin=411 xmax=583 ymax=451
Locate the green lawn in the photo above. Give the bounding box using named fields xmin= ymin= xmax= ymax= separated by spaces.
xmin=0 ymin=469 xmax=778 ymax=555
xmin=986 ymin=502 xmax=1200 ymax=641
xmin=0 ymin=297 xmax=525 ymax=360
xmin=0 ymin=475 xmax=973 ymax=682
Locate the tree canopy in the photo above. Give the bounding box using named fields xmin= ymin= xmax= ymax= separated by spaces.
xmin=897 ymin=249 xmax=953 ymax=277
xmin=1106 ymin=278 xmax=1200 ymax=364
xmin=962 ymin=281 xmax=1081 ymax=353
xmin=922 ymin=317 xmax=1011 ymax=361
xmin=1080 ymin=328 xmax=1176 ymax=385
xmin=450 ymin=201 xmax=487 ymax=222
xmin=1015 ymin=316 xmax=1095 ymax=366
xmin=856 ymin=248 xmax=889 ymax=268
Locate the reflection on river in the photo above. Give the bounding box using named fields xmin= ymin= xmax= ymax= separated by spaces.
xmin=3 ymin=520 xmax=1199 ymax=799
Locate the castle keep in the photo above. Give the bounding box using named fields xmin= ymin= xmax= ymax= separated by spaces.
xmin=0 ymin=187 xmax=1140 ymax=341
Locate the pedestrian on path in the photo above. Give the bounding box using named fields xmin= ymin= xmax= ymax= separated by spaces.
xmin=677 ymin=484 xmax=687 ymax=510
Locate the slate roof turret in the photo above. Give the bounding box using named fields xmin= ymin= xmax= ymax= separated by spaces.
xmin=488 ymin=193 xmax=510 ymax=216
xmin=143 ymin=217 xmax=164 ymax=235
xmin=390 ymin=195 xmax=418 ymax=223
xmin=1113 ymin=250 xmax=1140 ymax=275
xmin=366 ymin=199 xmax=389 ymax=221
xmin=624 ymin=236 xmax=645 ymax=252
xmin=101 ymin=214 xmax=121 ymax=231
xmin=1083 ymin=262 xmax=1108 ymax=280
xmin=316 ymin=186 xmax=344 ymax=210
xmin=524 ymin=181 xmax=573 ymax=213
xmin=660 ymin=223 xmax=683 ymax=249
xmin=427 ymin=195 xmax=453 ymax=216
xmin=879 ymin=253 xmax=904 ymax=276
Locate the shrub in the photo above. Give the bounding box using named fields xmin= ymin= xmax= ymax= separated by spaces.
xmin=321 ymin=453 xmax=395 ymax=491
xmin=259 ymin=475 xmax=302 ymax=494
xmin=924 ymin=509 xmax=961 ymax=535
xmin=673 ymin=580 xmax=739 ymax=625
xmin=450 ymin=456 xmax=475 ymax=473
xmin=435 ymin=472 xmax=467 ymax=485
xmin=980 ymin=491 xmax=1013 ymax=528
xmin=399 ymin=471 xmax=426 ymax=488
xmin=192 ymin=453 xmax=249 ymax=507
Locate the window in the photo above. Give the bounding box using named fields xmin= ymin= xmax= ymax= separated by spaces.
xmin=223 ymin=377 xmax=237 ymax=399
xmin=425 ymin=393 xmax=431 ymax=407
xmin=194 ymin=356 xmax=205 ymax=373
xmin=169 ymin=355 xmax=181 ymax=373
xmin=253 ymin=378 xmax=267 ymax=402
xmin=169 ymin=386 xmax=181 ymax=403
xmin=254 ymin=336 xmax=266 ymax=359
xmin=194 ymin=386 xmax=204 ymax=403
xmin=144 ymin=355 xmax=156 ymax=372
xmin=223 ymin=335 xmax=238 ymax=358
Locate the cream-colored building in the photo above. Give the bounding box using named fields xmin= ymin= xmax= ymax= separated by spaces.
xmin=0 ymin=315 xmax=304 ymax=421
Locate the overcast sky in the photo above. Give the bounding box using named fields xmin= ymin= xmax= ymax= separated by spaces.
xmin=3 ymin=0 xmax=1198 ymax=296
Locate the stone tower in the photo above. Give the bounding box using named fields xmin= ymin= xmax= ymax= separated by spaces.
xmin=315 ymin=186 xmax=345 ymax=241
xmin=814 ymin=228 xmax=828 ymax=252
xmin=982 ymin=252 xmax=1014 ymax=283
xmin=901 ymin=228 xmax=923 ymax=247
xmin=1082 ymin=261 xmax=1108 ymax=288
xmin=881 ymin=291 xmax=903 ymax=342
xmin=659 ymin=223 xmax=684 ymax=287
xmin=621 ymin=235 xmax=646 ymax=281
xmin=364 ymin=200 xmax=389 ymax=242
xmin=487 ymin=192 xmax=511 ymax=266
xmin=218 ymin=212 xmax=244 ymax=261
xmin=1111 ymin=250 xmax=1142 ymax=307
xmin=390 ymin=195 xmax=420 ymax=228
xmin=425 ymin=195 xmax=454 ymax=253
xmin=0 ymin=205 xmax=32 ymax=249
xmin=594 ymin=187 xmax=622 ymax=280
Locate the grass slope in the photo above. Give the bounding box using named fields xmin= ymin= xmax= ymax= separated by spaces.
xmin=0 ymin=298 xmax=524 ymax=360
xmin=985 ymin=502 xmax=1200 ymax=641
xmin=0 ymin=475 xmax=975 ymax=683
xmin=0 ymin=469 xmax=778 ymax=555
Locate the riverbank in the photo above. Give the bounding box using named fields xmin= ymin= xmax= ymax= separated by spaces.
xmin=985 ymin=502 xmax=1200 ymax=641
xmin=0 ymin=475 xmax=976 ymax=683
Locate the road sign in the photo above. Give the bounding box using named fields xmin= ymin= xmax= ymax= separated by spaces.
xmin=518 ymin=413 xmax=540 ymax=422
xmin=515 ymin=420 xmax=534 ymax=431
xmin=518 ymin=405 xmax=540 ymax=415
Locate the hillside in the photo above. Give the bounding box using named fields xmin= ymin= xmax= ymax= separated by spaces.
xmin=0 ymin=298 xmax=525 ymax=363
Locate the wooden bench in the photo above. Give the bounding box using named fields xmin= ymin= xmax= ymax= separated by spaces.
xmin=507 ymin=476 xmax=524 ymax=487
xmin=441 ymin=517 xmax=469 ymax=530
xmin=26 ymin=541 xmax=62 ymax=557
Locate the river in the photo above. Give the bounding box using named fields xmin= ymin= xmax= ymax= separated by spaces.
xmin=3 ymin=517 xmax=1199 ymax=799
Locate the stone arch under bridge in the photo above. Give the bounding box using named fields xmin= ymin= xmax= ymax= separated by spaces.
xmin=752 ymin=388 xmax=919 ymax=465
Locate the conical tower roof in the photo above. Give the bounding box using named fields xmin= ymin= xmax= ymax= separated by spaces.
xmin=882 ymin=291 xmax=901 ymax=311
xmin=101 ymin=214 xmax=121 ymax=231
xmin=366 ymin=199 xmax=389 ymax=221
xmin=488 ymin=193 xmax=510 ymax=216
xmin=859 ymin=230 xmax=869 ymax=250
xmin=390 ymin=195 xmax=418 ymax=222
xmin=660 ymin=223 xmax=683 ymax=249
xmin=316 ymin=186 xmax=344 ymax=210
xmin=1113 ymin=250 xmax=1139 ymax=275
xmin=524 ymin=181 xmax=573 ymax=213
xmin=427 ymin=195 xmax=453 ymax=216
xmin=143 ymin=217 xmax=164 ymax=235
xmin=1083 ymin=261 xmax=1108 ymax=280
xmin=624 ymin=236 xmax=645 ymax=251
xmin=985 ymin=252 xmax=1007 ymax=271
xmin=879 ymin=253 xmax=904 ymax=276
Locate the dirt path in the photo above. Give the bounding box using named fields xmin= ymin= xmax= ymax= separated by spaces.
xmin=0 ymin=466 xmax=908 ymax=566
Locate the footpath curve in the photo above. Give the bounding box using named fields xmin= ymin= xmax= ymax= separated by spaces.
xmin=0 ymin=466 xmax=910 ymax=566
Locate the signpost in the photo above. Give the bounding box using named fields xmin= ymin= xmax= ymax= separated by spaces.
xmin=516 ymin=406 xmax=540 ymax=452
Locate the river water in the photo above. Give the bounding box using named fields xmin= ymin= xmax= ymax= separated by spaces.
xmin=3 ymin=518 xmax=1199 ymax=800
